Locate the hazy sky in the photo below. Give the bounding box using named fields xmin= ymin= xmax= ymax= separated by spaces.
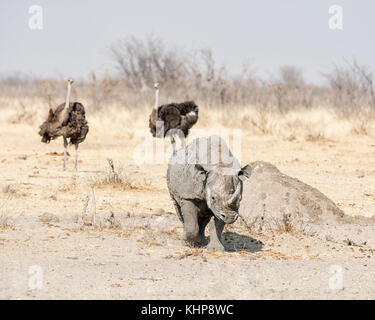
xmin=0 ymin=0 xmax=374 ymax=84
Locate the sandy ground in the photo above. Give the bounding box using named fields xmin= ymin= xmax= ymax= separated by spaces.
xmin=1 ymin=106 xmax=375 ymax=299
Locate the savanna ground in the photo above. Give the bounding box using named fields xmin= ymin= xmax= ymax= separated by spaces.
xmin=0 ymin=97 xmax=375 ymax=299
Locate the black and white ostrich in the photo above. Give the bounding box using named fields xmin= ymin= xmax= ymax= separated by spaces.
xmin=149 ymin=82 xmax=199 ymax=152
xmin=39 ymin=79 xmax=89 ymax=171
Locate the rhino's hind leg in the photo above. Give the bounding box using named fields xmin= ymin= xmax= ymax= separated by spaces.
xmin=180 ymin=200 xmax=200 ymax=246
xmin=207 ymin=216 xmax=225 ymax=251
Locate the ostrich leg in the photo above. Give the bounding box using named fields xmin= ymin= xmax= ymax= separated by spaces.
xmin=63 ymin=136 xmax=68 ymax=171
xmin=74 ymin=144 xmax=79 ymax=172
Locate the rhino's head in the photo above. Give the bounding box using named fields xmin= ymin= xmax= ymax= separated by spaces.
xmin=195 ymin=164 xmax=251 ymax=224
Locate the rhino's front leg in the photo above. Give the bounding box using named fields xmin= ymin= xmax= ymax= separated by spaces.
xmin=207 ymin=216 xmax=225 ymax=251
xmin=180 ymin=200 xmax=200 ymax=246
xmin=198 ymin=216 xmax=210 ymax=241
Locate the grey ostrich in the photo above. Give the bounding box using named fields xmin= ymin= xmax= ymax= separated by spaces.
xmin=149 ymin=82 xmax=199 ymax=152
xmin=39 ymin=79 xmax=89 ymax=171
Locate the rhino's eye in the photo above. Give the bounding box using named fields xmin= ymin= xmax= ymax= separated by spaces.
xmin=211 ymin=196 xmax=215 ymax=201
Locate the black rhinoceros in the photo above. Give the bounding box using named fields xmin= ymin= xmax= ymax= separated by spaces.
xmin=167 ymin=135 xmax=250 ymax=251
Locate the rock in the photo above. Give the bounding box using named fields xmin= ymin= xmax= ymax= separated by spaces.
xmin=239 ymin=161 xmax=375 ymax=247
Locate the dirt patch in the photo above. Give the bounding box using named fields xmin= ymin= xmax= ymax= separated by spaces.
xmin=46 ymin=152 xmax=70 ymax=156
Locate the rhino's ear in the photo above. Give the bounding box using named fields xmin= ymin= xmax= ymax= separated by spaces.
xmin=48 ymin=108 xmax=54 ymax=119
xmin=195 ymin=164 xmax=207 ymax=173
xmin=238 ymin=164 xmax=251 ymax=180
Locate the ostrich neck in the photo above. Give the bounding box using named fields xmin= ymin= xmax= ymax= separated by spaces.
xmin=65 ymin=83 xmax=72 ymax=109
xmin=154 ymin=89 xmax=159 ymax=110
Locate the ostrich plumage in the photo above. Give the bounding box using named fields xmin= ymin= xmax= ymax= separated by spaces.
xmin=148 ymin=83 xmax=199 ymax=152
xmin=149 ymin=101 xmax=199 ymax=138
xmin=39 ymin=101 xmax=89 ymax=144
xmin=39 ymin=101 xmax=89 ymax=171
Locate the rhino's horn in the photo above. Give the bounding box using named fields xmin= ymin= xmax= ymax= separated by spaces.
xmin=226 ymin=184 xmax=241 ymax=206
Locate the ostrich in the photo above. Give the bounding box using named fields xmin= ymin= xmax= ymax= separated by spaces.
xmin=149 ymin=82 xmax=199 ymax=152
xmin=39 ymin=79 xmax=89 ymax=171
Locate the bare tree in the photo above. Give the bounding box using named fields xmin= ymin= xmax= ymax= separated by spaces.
xmin=324 ymin=59 xmax=375 ymax=113
xmin=88 ymin=71 xmax=119 ymax=108
xmin=348 ymin=59 xmax=375 ymax=108
xmin=36 ymin=79 xmax=60 ymax=108
xmin=109 ymin=35 xmax=187 ymax=90
xmin=280 ymin=65 xmax=304 ymax=86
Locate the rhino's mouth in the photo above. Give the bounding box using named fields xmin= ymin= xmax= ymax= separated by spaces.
xmin=206 ymin=187 xmax=240 ymax=224
xmin=217 ymin=211 xmax=239 ymax=224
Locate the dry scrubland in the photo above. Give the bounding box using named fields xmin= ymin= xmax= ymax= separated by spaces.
xmin=0 ymin=96 xmax=375 ymax=299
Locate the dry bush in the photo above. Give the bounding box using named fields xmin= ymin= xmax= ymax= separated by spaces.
xmin=350 ymin=115 xmax=375 ymax=136
xmin=87 ymin=71 xmax=119 ymax=109
xmin=79 ymin=212 xmax=123 ymax=230
xmin=267 ymin=65 xmax=312 ymax=112
xmin=0 ymin=72 xmax=34 ymax=97
xmin=1 ymin=184 xmax=28 ymax=198
xmin=247 ymin=108 xmax=275 ymax=135
xmin=90 ymin=159 xmax=138 ymax=190
xmin=0 ymin=214 xmax=15 ymax=230
xmin=39 ymin=212 xmax=60 ymax=224
xmin=10 ymin=99 xmax=38 ymax=125
xmin=305 ymin=132 xmax=328 ymax=142
xmin=2 ymin=184 xmax=17 ymax=194
xmin=0 ymin=192 xmax=16 ymax=230
xmin=58 ymin=177 xmax=78 ymax=192
xmin=35 ymin=79 xmax=62 ymax=108
xmin=324 ymin=58 xmax=375 ymax=114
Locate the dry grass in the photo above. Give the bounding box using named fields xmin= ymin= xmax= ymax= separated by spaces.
xmin=89 ymin=102 xmax=375 ymax=141
xmin=89 ymin=159 xmax=139 ymax=190
xmin=0 ymin=214 xmax=15 ymax=230
xmin=80 ymin=216 xmax=123 ymax=230
xmin=58 ymin=177 xmax=78 ymax=192
xmin=1 ymin=96 xmax=374 ymax=141
xmin=275 ymin=213 xmax=296 ymax=234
